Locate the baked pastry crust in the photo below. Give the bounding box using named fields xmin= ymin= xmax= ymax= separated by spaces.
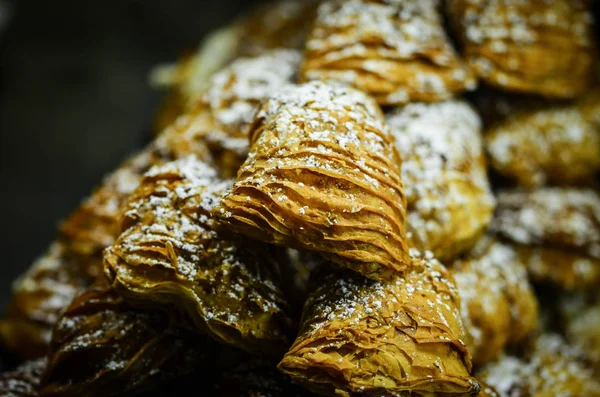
xmin=387 ymin=101 xmax=495 ymax=261
xmin=104 ymin=156 xmax=292 ymax=356
xmin=485 ymin=105 xmax=600 ymax=187
xmin=38 ymin=286 xmax=211 ymax=397
xmin=278 ymin=251 xmax=478 ymax=397
xmin=450 ymin=237 xmax=538 ymax=365
xmin=447 ymin=0 xmax=595 ymax=98
xmin=0 ymin=358 xmax=46 ymax=397
xmin=214 ymin=81 xmax=410 ymax=280
xmin=492 ymin=188 xmax=600 ymax=289
xmin=478 ymin=334 xmax=600 ymax=397
xmin=302 ymin=0 xmax=475 ymax=105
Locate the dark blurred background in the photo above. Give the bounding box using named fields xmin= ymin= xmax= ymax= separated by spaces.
xmin=0 ymin=0 xmax=262 ymax=310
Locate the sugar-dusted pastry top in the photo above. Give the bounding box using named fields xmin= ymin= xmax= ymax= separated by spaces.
xmin=478 ymin=334 xmax=600 ymax=397
xmin=214 ymin=80 xmax=410 ymax=280
xmin=447 ymin=0 xmax=595 ymax=98
xmin=104 ymin=156 xmax=292 ymax=356
xmin=279 ymin=250 xmax=478 ymax=396
xmin=302 ymin=0 xmax=475 ymax=105
xmin=486 ymin=105 xmax=600 ymax=187
xmin=38 ymin=286 xmax=214 ymax=397
xmin=451 ymin=237 xmax=538 ymax=366
xmin=492 ymin=188 xmax=600 ymax=259
xmin=0 ymin=358 xmax=46 ymax=397
xmin=387 ymin=100 xmax=495 ymax=260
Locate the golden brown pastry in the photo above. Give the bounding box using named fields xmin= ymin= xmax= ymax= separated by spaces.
xmin=492 ymin=188 xmax=600 ymax=290
xmin=386 ymin=101 xmax=495 ymax=261
xmin=278 ymin=251 xmax=479 ymax=397
xmin=0 ymin=358 xmax=46 ymax=397
xmin=302 ymin=0 xmax=476 ymax=105
xmin=451 ymin=237 xmax=538 ymax=366
xmin=199 ymin=48 xmax=302 ymax=178
xmin=0 ymin=243 xmax=89 ymax=360
xmin=38 ymin=286 xmax=214 ymax=397
xmin=478 ymin=334 xmax=600 ymax=397
xmin=0 ymin=124 xmax=215 ymax=360
xmin=476 ymin=381 xmax=501 ymax=397
xmin=447 ymin=0 xmax=595 ymax=98
xmin=237 ymin=0 xmax=320 ymax=57
xmin=485 ymin=105 xmax=600 ymax=187
xmin=214 ymin=81 xmax=410 ymax=280
xmin=104 ymin=156 xmax=292 ymax=356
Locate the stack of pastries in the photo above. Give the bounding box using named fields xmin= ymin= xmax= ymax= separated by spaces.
xmin=1 ymin=0 xmax=600 ymax=396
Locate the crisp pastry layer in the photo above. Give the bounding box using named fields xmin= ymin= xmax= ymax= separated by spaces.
xmin=104 ymin=156 xmax=292 ymax=356
xmin=302 ymin=0 xmax=475 ymax=105
xmin=450 ymin=237 xmax=538 ymax=365
xmin=214 ymin=81 xmax=410 ymax=280
xmin=278 ymin=251 xmax=478 ymax=397
xmin=478 ymin=334 xmax=600 ymax=397
xmin=0 ymin=124 xmax=214 ymax=359
xmin=386 ymin=101 xmax=495 ymax=261
xmin=485 ymin=105 xmax=600 ymax=187
xmin=0 ymin=358 xmax=46 ymax=397
xmin=492 ymin=188 xmax=600 ymax=290
xmin=447 ymin=0 xmax=595 ymax=98
xmin=38 ymin=286 xmax=212 ymax=397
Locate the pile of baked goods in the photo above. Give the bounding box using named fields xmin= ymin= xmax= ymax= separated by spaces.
xmin=1 ymin=0 xmax=600 ymax=396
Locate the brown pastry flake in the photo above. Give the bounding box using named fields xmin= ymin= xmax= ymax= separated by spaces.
xmin=387 ymin=100 xmax=495 ymax=261
xmin=278 ymin=250 xmax=478 ymax=397
xmin=214 ymin=81 xmax=410 ymax=280
xmin=104 ymin=156 xmax=292 ymax=356
xmin=447 ymin=0 xmax=595 ymax=98
xmin=302 ymin=0 xmax=476 ymax=105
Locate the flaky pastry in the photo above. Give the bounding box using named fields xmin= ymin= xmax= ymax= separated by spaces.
xmin=278 ymin=251 xmax=478 ymax=397
xmin=0 ymin=358 xmax=46 ymax=397
xmin=38 ymin=286 xmax=212 ymax=397
xmin=214 ymin=81 xmax=410 ymax=280
xmin=447 ymin=0 xmax=595 ymax=98
xmin=485 ymin=105 xmax=600 ymax=187
xmin=492 ymin=188 xmax=600 ymax=289
xmin=104 ymin=156 xmax=292 ymax=356
xmin=478 ymin=334 xmax=600 ymax=397
xmin=302 ymin=0 xmax=476 ymax=105
xmin=450 ymin=237 xmax=538 ymax=365
xmin=387 ymin=101 xmax=495 ymax=261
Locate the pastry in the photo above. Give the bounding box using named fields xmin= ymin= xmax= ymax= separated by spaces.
xmin=478 ymin=334 xmax=600 ymax=396
xmin=237 ymin=0 xmax=319 ymax=57
xmin=0 ymin=358 xmax=46 ymax=397
xmin=447 ymin=0 xmax=595 ymax=98
xmin=451 ymin=237 xmax=538 ymax=365
xmin=200 ymin=48 xmax=302 ymax=178
xmin=386 ymin=100 xmax=495 ymax=261
xmin=0 ymin=134 xmax=213 ymax=359
xmin=214 ymin=81 xmax=410 ymax=280
xmin=38 ymin=286 xmax=213 ymax=397
xmin=278 ymin=251 xmax=478 ymax=397
xmin=492 ymin=188 xmax=600 ymax=289
xmin=0 ymin=243 xmax=89 ymax=360
xmin=485 ymin=105 xmax=600 ymax=187
xmin=104 ymin=156 xmax=292 ymax=356
xmin=558 ymin=292 xmax=600 ymax=375
xmin=302 ymin=0 xmax=476 ymax=105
